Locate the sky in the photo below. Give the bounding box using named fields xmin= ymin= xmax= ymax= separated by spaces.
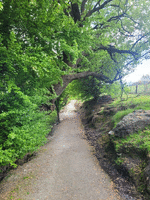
xmin=123 ymin=59 xmax=150 ymax=83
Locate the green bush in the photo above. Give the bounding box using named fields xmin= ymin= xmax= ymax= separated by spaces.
xmin=0 ymin=87 xmax=56 ymax=167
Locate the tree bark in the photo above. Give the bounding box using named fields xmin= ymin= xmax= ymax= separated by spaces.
xmin=55 ymin=98 xmax=60 ymax=123
xmin=53 ymin=71 xmax=113 ymax=100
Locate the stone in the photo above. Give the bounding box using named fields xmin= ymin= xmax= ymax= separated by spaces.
xmin=112 ymin=110 xmax=150 ymax=138
xmin=108 ymin=130 xmax=115 ymax=136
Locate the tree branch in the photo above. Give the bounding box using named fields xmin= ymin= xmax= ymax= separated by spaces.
xmin=93 ymin=0 xmax=101 ymax=10
xmin=125 ymin=13 xmax=140 ymax=25
xmin=93 ymin=12 xmax=127 ymax=30
xmin=53 ymin=70 xmax=121 ymax=98
xmin=124 ymin=50 xmax=150 ymax=69
xmin=81 ymin=0 xmax=87 ymax=14
xmin=120 ymin=20 xmax=134 ymax=36
xmin=94 ymin=45 xmax=138 ymax=60
xmin=71 ymin=3 xmax=81 ymax=23
xmin=107 ymin=13 xmax=125 ymax=22
xmin=82 ymin=0 xmax=113 ymax=21
xmin=109 ymin=4 xmax=120 ymax=8
xmin=92 ymin=0 xmax=113 ymax=13
xmin=131 ymin=33 xmax=149 ymax=50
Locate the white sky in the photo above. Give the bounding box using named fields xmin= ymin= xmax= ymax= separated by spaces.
xmin=123 ymin=59 xmax=150 ymax=83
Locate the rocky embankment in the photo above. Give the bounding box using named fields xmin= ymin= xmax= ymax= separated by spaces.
xmin=109 ymin=110 xmax=150 ymax=197
xmin=79 ymin=96 xmax=150 ymax=200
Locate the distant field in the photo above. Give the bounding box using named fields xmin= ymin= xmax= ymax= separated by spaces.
xmin=129 ymin=83 xmax=150 ymax=94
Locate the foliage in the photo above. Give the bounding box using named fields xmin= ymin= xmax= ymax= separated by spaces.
xmin=0 ymin=88 xmax=57 ymax=167
xmin=0 ymin=0 xmax=59 ymax=167
xmin=100 ymin=82 xmax=130 ymax=98
xmin=1 ymin=0 xmax=150 ymax=168
xmin=66 ymin=79 xmax=130 ymax=101
xmin=56 ymin=89 xmax=70 ymax=111
xmin=65 ymin=77 xmax=102 ymax=100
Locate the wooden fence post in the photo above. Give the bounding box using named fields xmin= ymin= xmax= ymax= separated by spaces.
xmin=136 ymin=84 xmax=138 ymax=94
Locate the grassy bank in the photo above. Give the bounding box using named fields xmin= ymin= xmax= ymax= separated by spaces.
xmin=82 ymin=94 xmax=150 ymax=199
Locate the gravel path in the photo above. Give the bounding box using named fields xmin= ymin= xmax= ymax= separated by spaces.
xmin=0 ymin=100 xmax=122 ymax=200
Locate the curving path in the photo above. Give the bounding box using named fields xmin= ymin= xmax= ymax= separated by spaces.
xmin=0 ymin=100 xmax=122 ymax=200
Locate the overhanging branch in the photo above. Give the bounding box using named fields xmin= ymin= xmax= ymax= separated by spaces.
xmin=53 ymin=70 xmax=121 ymax=98
xmin=124 ymin=50 xmax=150 ymax=69
xmin=107 ymin=13 xmax=125 ymax=22
xmin=94 ymin=45 xmax=138 ymax=61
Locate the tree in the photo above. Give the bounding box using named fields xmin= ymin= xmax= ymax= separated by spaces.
xmin=1 ymin=0 xmax=150 ymax=166
xmin=1 ymin=0 xmax=150 ymax=100
xmin=51 ymin=0 xmax=150 ymax=99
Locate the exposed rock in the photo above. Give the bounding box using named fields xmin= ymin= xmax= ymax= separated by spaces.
xmin=112 ymin=109 xmax=150 ymax=138
xmin=110 ymin=109 xmax=150 ymax=193
xmin=108 ymin=130 xmax=115 ymax=136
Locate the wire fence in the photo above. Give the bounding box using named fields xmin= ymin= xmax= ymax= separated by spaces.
xmin=129 ymin=83 xmax=150 ymax=94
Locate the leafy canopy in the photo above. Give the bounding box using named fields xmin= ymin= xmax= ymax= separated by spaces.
xmin=0 ymin=0 xmax=150 ymax=167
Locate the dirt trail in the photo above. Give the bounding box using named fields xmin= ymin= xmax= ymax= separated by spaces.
xmin=0 ymin=100 xmax=122 ymax=200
